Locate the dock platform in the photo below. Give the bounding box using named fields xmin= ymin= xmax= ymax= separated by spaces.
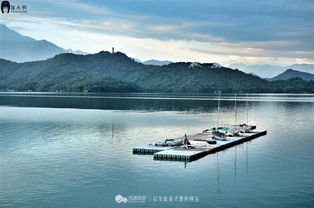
xmin=133 ymin=146 xmax=174 ymax=154
xmin=133 ymin=128 xmax=267 ymax=162
xmin=154 ymin=147 xmax=211 ymax=162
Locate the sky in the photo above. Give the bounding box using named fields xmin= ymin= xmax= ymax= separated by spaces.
xmin=1 ymin=0 xmax=313 ymax=66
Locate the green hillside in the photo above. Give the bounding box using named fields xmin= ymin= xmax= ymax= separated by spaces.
xmin=0 ymin=51 xmax=313 ymax=93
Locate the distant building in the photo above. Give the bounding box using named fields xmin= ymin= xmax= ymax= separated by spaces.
xmin=112 ymin=47 xmax=114 ymax=54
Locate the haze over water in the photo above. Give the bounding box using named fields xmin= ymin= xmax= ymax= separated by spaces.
xmin=0 ymin=93 xmax=313 ymax=208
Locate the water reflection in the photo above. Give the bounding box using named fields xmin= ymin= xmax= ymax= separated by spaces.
xmin=1 ymin=93 xmax=313 ymax=112
xmin=246 ymin=142 xmax=249 ymax=177
xmin=234 ymin=146 xmax=237 ymax=184
xmin=216 ymin=153 xmax=221 ymax=194
xmin=1 ymin=94 xmax=314 ymax=208
xmin=111 ymin=124 xmax=115 ymax=140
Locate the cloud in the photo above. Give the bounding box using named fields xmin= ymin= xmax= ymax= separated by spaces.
xmin=22 ymin=0 xmax=314 ymax=42
xmin=0 ymin=0 xmax=313 ymax=65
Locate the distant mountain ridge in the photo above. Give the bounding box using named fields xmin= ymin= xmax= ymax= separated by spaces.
xmin=0 ymin=24 xmax=86 ymax=62
xmin=230 ymin=63 xmax=314 ymax=78
xmin=268 ymin=69 xmax=314 ymax=81
xmin=1 ymin=23 xmax=313 ymax=81
xmin=143 ymin=59 xmax=172 ymax=66
xmin=0 ymin=51 xmax=313 ymax=93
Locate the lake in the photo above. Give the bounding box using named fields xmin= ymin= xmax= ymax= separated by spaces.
xmin=0 ymin=93 xmax=313 ymax=208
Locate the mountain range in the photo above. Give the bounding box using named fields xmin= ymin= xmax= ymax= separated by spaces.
xmin=229 ymin=63 xmax=314 ymax=78
xmin=2 ymin=24 xmax=313 ymax=79
xmin=0 ymin=51 xmax=313 ymax=93
xmin=0 ymin=24 xmax=313 ymax=93
xmin=268 ymin=69 xmax=314 ymax=81
xmin=0 ymin=24 xmax=86 ymax=62
xmin=142 ymin=59 xmax=172 ymax=66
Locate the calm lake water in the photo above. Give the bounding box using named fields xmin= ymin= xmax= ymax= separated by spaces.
xmin=0 ymin=93 xmax=313 ymax=208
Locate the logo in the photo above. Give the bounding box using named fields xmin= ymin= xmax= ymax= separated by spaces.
xmin=1 ymin=1 xmax=27 ymax=14
xmin=1 ymin=1 xmax=10 ymax=13
xmin=115 ymin=195 xmax=128 ymax=203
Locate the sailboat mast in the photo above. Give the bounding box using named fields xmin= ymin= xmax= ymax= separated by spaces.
xmin=246 ymin=93 xmax=249 ymax=125
xmin=234 ymin=92 xmax=237 ymax=126
xmin=217 ymin=91 xmax=221 ymax=127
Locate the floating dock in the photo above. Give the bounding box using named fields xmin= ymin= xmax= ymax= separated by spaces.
xmin=133 ymin=146 xmax=173 ymax=154
xmin=154 ymin=147 xmax=211 ymax=162
xmin=133 ymin=127 xmax=267 ymax=162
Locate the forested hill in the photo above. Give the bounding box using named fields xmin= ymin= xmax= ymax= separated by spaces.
xmin=0 ymin=51 xmax=313 ymax=93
